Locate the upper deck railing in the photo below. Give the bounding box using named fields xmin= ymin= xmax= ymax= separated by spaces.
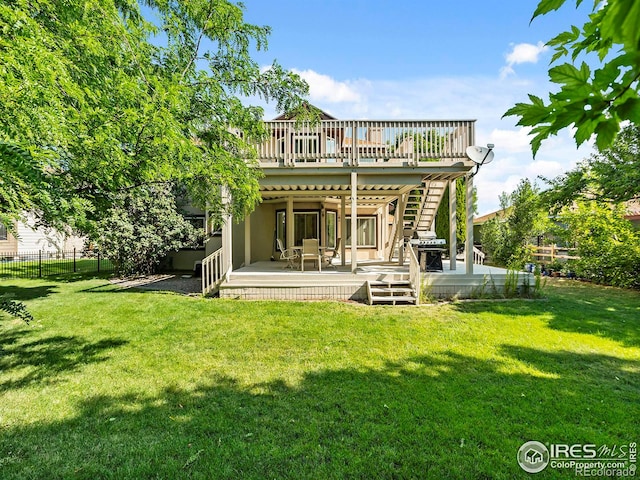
xmin=252 ymin=119 xmax=475 ymax=166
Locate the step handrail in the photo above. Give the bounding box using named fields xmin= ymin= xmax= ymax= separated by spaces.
xmin=202 ymin=247 xmax=225 ymax=296
xmin=407 ymin=245 xmax=421 ymax=305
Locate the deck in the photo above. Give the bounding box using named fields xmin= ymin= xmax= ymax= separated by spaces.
xmin=219 ymin=259 xmax=523 ymax=301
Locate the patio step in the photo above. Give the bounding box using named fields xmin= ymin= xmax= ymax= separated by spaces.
xmin=366 ymin=280 xmax=417 ymax=305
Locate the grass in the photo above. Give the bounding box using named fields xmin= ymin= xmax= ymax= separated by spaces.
xmin=0 ymin=275 xmax=639 ymax=479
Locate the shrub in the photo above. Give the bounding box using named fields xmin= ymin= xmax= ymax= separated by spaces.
xmin=92 ymin=185 xmax=202 ymax=276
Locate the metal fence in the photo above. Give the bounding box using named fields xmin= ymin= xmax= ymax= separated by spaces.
xmin=0 ymin=249 xmax=113 ymax=279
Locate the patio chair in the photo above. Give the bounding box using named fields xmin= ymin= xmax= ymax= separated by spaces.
xmin=322 ymin=237 xmax=341 ymax=269
xmin=276 ymin=238 xmax=299 ymax=270
xmin=301 ymin=238 xmax=321 ymax=272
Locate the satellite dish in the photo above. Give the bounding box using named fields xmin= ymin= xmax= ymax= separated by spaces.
xmin=466 ymin=145 xmax=494 ymax=165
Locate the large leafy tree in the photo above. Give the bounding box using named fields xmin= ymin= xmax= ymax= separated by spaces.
xmin=555 ymin=201 xmax=640 ymax=289
xmin=481 ymin=179 xmax=549 ymax=268
xmin=0 ymin=0 xmax=309 ymax=232
xmin=504 ymin=0 xmax=640 ymax=155
xmin=543 ymin=125 xmax=640 ymax=209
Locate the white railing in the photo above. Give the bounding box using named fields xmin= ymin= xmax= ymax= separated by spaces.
xmin=407 ymin=245 xmax=421 ymax=306
xmin=254 ymin=119 xmax=475 ymax=166
xmin=202 ymin=247 xmax=225 ymax=296
xmin=457 ymin=246 xmax=486 ymax=265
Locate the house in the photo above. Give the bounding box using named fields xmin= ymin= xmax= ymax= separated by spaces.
xmin=190 ymin=110 xmax=520 ymax=303
xmin=0 ymin=214 xmax=84 ymax=257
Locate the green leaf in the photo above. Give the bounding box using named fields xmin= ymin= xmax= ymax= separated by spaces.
xmin=503 ymin=98 xmax=550 ymax=127
xmin=594 ymin=119 xmax=619 ymax=151
xmin=548 ymin=62 xmax=590 ymax=87
xmin=550 ymin=48 xmax=569 ymax=64
xmin=553 ymin=102 xmax=586 ymax=130
xmin=593 ymin=61 xmax=622 ymax=90
xmin=574 ymin=117 xmax=599 ymax=146
xmin=531 ymin=0 xmax=569 ymax=21
xmin=529 ymin=124 xmax=554 ymax=158
xmin=616 ymin=96 xmax=640 ymax=124
xmin=602 ymin=0 xmax=640 ymax=53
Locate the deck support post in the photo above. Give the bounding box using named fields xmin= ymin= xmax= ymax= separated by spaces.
xmin=286 ymin=196 xmax=294 ymax=249
xmin=351 ymin=171 xmax=358 ymax=273
xmin=449 ymin=178 xmax=457 ymax=271
xmin=341 ymin=195 xmax=346 ymax=266
xmin=244 ymin=211 xmax=251 ymax=267
xmin=221 ymin=185 xmax=233 ymax=277
xmin=465 ymin=174 xmax=474 ymax=275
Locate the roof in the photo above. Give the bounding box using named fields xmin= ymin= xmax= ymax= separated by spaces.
xmin=273 ymin=103 xmax=337 ymax=121
xmin=474 ymin=208 xmax=509 ymax=225
xmin=625 ymin=199 xmax=640 ymax=221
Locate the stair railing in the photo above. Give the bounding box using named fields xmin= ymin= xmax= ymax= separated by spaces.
xmin=202 ymin=247 xmax=225 ymax=296
xmin=407 ymin=244 xmax=421 ymax=305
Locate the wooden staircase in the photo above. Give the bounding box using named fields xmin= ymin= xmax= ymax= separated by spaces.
xmin=404 ymin=179 xmax=448 ymax=235
xmin=366 ymin=279 xmax=417 ymax=305
xmin=388 ymin=179 xmax=449 ymax=261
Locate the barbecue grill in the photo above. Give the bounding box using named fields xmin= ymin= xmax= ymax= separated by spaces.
xmin=408 ymin=231 xmax=446 ymax=272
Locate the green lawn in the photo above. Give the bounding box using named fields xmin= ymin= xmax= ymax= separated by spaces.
xmin=1 ymin=276 xmax=638 ymax=479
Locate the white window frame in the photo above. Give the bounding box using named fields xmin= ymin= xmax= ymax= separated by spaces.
xmin=345 ymin=216 xmax=377 ymax=248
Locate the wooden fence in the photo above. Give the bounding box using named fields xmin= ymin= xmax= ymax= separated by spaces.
xmin=529 ymin=244 xmax=580 ymax=263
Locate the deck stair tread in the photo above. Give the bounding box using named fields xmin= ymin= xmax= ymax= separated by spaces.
xmin=368 ymin=280 xmax=411 ymax=287
xmin=367 ymin=279 xmax=417 ymax=305
xmin=370 ymin=287 xmax=414 ymax=294
xmin=369 ymin=295 xmax=417 ymax=304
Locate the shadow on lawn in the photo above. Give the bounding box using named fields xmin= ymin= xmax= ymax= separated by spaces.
xmin=0 ymin=332 xmax=128 ymax=392
xmin=0 ymin=284 xmax=59 ymax=301
xmin=1 ymin=348 xmax=638 ymax=479
xmin=452 ymin=280 xmax=640 ymax=348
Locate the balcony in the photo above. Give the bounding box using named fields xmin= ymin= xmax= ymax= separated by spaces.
xmin=253 ymin=119 xmax=475 ymax=167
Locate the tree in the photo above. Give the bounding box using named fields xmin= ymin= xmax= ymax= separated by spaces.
xmin=555 ymin=201 xmax=640 ymax=288
xmin=94 ymin=185 xmax=202 ymax=276
xmin=481 ymin=179 xmax=549 ymax=267
xmin=0 ymin=0 xmax=309 ymax=232
xmin=504 ymin=0 xmax=640 ymax=156
xmin=434 ymin=178 xmax=474 ymax=248
xmin=543 ymin=125 xmax=640 ymax=209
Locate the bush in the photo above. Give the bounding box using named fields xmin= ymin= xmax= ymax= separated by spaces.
xmin=557 ymin=202 xmax=640 ymax=289
xmin=92 ymin=185 xmax=202 ymax=277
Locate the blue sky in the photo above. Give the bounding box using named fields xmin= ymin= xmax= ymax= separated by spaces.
xmin=235 ymin=0 xmax=597 ymax=215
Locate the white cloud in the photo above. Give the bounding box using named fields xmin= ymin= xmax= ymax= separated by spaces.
xmin=291 ymin=69 xmax=362 ymax=103
xmin=487 ymin=128 xmax=533 ymax=154
xmin=500 ymin=41 xmax=549 ymax=78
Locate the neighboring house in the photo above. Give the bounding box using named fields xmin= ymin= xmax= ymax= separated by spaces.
xmin=626 ymin=199 xmax=640 ymax=228
xmin=472 ymin=208 xmax=509 ymax=246
xmin=0 ymin=214 xmax=84 ymax=257
xmin=191 ymin=109 xmax=514 ymax=302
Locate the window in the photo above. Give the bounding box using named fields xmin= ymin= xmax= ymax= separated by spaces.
xmin=345 ymin=216 xmax=377 ymax=248
xmin=294 ymin=212 xmax=319 ymax=246
xmin=294 ymin=136 xmax=319 ymax=155
xmin=326 ymin=211 xmax=337 ymax=248
xmin=184 ymin=216 xmax=206 ymax=248
xmin=275 ymin=210 xmax=320 ymax=247
xmin=185 ymin=216 xmax=205 ymax=231
xmin=0 ymin=223 xmax=7 ymax=241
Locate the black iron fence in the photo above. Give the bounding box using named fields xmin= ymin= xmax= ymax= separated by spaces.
xmin=0 ymin=249 xmax=113 ymax=279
